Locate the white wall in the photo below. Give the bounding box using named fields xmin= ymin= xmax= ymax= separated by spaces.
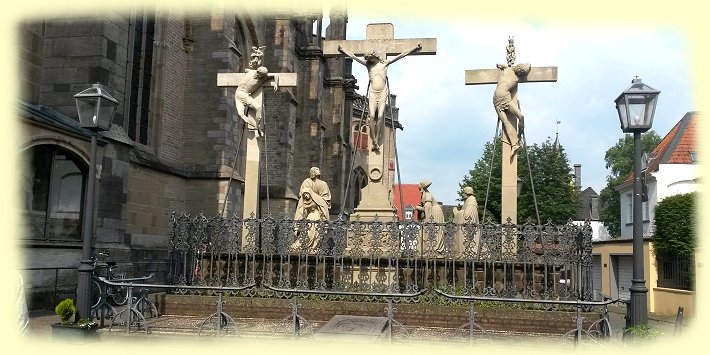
xmin=655 ymin=164 xmax=700 ymax=200
xmin=619 ymin=163 xmax=699 ymax=238
xmin=572 ymin=220 xmax=610 ymax=241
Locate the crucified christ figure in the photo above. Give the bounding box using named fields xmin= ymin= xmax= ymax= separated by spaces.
xmin=338 ymin=43 xmax=421 ymax=151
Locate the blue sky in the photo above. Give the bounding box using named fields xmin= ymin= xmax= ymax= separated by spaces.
xmin=340 ymin=6 xmax=695 ymax=205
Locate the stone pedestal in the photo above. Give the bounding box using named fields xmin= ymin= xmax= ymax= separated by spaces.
xmin=242 ymin=130 xmax=260 ymax=250
xmin=501 ymin=136 xmax=518 ymax=225
xmin=350 ymin=150 xmax=397 ymax=222
xmin=349 ymin=150 xmax=397 ymax=255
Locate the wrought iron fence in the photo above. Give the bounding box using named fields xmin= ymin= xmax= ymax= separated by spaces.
xmin=656 ymin=253 xmax=694 ymax=291
xmin=168 ymin=212 xmax=594 ymax=307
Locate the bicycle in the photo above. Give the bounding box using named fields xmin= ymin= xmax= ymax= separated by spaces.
xmin=90 ymin=251 xmax=129 ymax=310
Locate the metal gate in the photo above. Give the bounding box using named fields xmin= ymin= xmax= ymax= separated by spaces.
xmin=168 ymin=212 xmax=595 ymax=305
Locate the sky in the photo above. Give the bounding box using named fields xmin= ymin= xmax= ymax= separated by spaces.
xmin=339 ymin=6 xmax=696 ymax=205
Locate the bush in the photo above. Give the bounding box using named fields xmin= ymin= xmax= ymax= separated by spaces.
xmin=654 ymin=192 xmax=696 ymax=255
xmin=624 ymin=324 xmax=662 ymax=342
xmin=55 ymin=298 xmax=76 ymax=324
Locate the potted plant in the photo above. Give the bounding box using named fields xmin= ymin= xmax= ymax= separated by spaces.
xmin=51 ymin=298 xmax=99 ymax=342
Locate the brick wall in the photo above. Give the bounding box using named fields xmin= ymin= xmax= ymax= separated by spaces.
xmin=154 ymin=15 xmax=188 ymax=165
xmin=40 ymin=16 xmax=129 ymax=124
xmin=157 ymin=294 xmax=592 ymax=334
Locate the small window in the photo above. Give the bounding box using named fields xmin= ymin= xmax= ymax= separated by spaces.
xmin=689 ymin=151 xmax=698 ymax=163
xmin=352 ymin=123 xmax=368 ymax=150
xmin=626 ymin=193 xmax=633 ymax=223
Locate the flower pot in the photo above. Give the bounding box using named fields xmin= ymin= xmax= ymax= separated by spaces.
xmin=51 ymin=323 xmax=99 ymax=343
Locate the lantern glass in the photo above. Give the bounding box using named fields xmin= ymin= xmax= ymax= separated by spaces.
xmin=74 ymin=84 xmax=117 ymax=131
xmin=614 ymin=77 xmax=659 ymax=133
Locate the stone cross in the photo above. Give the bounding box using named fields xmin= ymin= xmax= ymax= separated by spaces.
xmin=323 ymin=23 xmax=436 ymax=221
xmin=217 ymin=51 xmax=297 ymax=244
xmin=464 ymin=40 xmax=557 ymax=225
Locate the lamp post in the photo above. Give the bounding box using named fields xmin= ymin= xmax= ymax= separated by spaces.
xmin=74 ymin=84 xmax=118 ymax=321
xmin=614 ymin=76 xmax=659 ymax=328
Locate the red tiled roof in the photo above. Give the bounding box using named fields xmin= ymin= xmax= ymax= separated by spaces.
xmin=393 ymin=184 xmax=421 ymax=221
xmin=623 ymin=112 xmax=699 ymax=184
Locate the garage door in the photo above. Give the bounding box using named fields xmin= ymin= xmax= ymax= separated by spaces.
xmin=592 ymin=255 xmax=602 ymax=300
xmin=618 ymin=255 xmax=633 ymax=301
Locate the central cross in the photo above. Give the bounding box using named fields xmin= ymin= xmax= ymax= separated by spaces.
xmin=464 ymin=39 xmax=557 ymax=225
xmin=323 ymin=23 xmax=436 ymax=220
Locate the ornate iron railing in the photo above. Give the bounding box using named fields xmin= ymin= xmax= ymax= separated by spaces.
xmin=168 ymin=212 xmax=594 ymax=307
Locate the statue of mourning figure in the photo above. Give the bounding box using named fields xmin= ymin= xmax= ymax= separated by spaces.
xmin=414 ymin=179 xmax=445 ymax=254
xmin=291 ymin=167 xmax=331 ymax=253
xmin=453 ymin=186 xmax=481 ymax=257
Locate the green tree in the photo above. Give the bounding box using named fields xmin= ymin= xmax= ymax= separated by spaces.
xmin=459 ymin=136 xmax=577 ymax=224
xmin=654 ymin=192 xmax=696 ymax=255
xmin=598 ymin=132 xmax=661 ymax=237
xmin=518 ymin=138 xmax=578 ymax=224
xmin=459 ymin=139 xmax=503 ymax=222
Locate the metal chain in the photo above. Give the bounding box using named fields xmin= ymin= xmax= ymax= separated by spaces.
xmin=262 ymin=106 xmax=271 ymax=217
xmin=386 ymin=76 xmax=405 ymax=220
xmin=521 ymin=133 xmax=541 ymax=224
xmin=482 ymin=119 xmax=500 ymax=221
xmin=339 ymin=81 xmax=370 ymax=217
xmin=221 ymin=113 xmax=248 ymax=217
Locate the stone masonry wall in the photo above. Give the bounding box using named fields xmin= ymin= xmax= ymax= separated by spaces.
xmin=157 ymin=294 xmax=592 ymax=334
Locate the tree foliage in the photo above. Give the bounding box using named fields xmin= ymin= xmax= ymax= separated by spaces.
xmin=598 ymin=132 xmax=661 ymax=237
xmin=653 ymin=192 xmax=696 ymax=255
xmin=518 ymin=138 xmax=578 ymax=224
xmin=459 ymin=135 xmax=578 ymax=224
xmin=459 ymin=138 xmax=503 ymax=222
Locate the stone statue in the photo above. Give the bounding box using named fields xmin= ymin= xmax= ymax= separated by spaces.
xmin=453 ymin=186 xmax=480 ymax=255
xmin=453 ymin=186 xmax=479 ymax=224
xmin=337 ymin=43 xmax=421 ymax=151
xmin=493 ymin=62 xmax=531 ymax=156
xmin=235 ymin=46 xmax=279 ymax=136
xmin=414 ymin=179 xmax=445 ymax=253
xmin=292 ymin=167 xmax=331 ymax=251
xmin=506 ymin=36 xmax=516 ymax=67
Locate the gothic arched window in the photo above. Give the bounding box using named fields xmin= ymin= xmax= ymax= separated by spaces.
xmin=22 ymin=145 xmax=87 ymax=241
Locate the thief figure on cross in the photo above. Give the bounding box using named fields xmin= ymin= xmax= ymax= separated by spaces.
xmin=493 ymin=37 xmax=531 ymax=156
xmin=234 ymin=46 xmax=280 ymax=136
xmin=337 ymin=43 xmax=421 ymax=151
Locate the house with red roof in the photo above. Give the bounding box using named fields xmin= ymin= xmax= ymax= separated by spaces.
xmin=617 ymin=111 xmax=700 ymax=239
xmin=592 ymin=111 xmax=699 ymax=317
xmin=393 ymin=184 xmax=421 ymax=221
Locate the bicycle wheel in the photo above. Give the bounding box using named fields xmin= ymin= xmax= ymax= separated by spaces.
xmin=111 ymin=285 xmax=129 ymax=306
xmin=90 ymin=279 xmax=102 ymax=309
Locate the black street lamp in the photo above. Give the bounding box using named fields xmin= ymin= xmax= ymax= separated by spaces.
xmin=74 ymin=84 xmax=118 ymax=321
xmin=614 ymin=76 xmax=659 ymax=328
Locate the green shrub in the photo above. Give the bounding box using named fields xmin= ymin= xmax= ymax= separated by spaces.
xmin=654 ymin=192 xmax=696 ymax=255
xmin=55 ymin=298 xmax=76 ymax=324
xmin=624 ymin=324 xmax=662 ymax=342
